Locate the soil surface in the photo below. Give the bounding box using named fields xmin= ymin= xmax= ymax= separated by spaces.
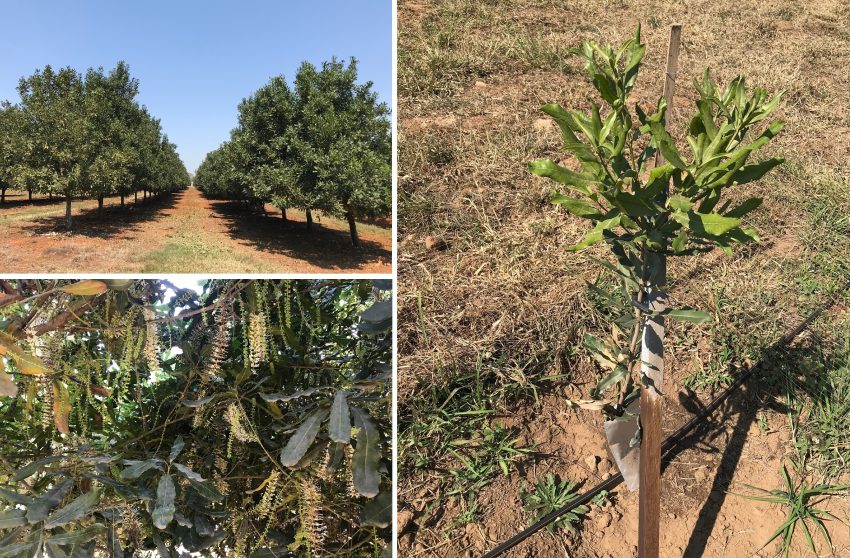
xmin=0 ymin=188 xmax=391 ymax=273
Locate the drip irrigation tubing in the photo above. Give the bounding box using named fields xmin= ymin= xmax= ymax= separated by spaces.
xmin=482 ymin=278 xmax=850 ymax=558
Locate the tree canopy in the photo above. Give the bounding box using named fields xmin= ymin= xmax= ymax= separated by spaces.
xmin=194 ymin=57 xmax=391 ymax=246
xmin=0 ymin=62 xmax=190 ymax=227
xmin=0 ymin=278 xmax=392 ymax=557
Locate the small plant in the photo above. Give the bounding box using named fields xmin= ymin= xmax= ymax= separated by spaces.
xmin=530 ymin=26 xmax=784 ymax=418
xmin=521 ymin=473 xmax=589 ymax=533
xmin=733 ymin=465 xmax=849 ymax=557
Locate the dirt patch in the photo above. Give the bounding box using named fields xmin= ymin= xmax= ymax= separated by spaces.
xmin=0 ymin=188 xmax=391 ymax=273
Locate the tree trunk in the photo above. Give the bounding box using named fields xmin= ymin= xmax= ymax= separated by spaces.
xmin=281 ymin=208 xmax=288 ymax=224
xmin=28 ymin=189 xmax=32 ymax=202
xmin=49 ymin=192 xmax=53 ymax=201
xmin=346 ymin=211 xmax=360 ymax=247
xmin=306 ymin=209 xmax=313 ymax=231
xmin=121 ymin=194 xmax=125 ymax=207
xmin=134 ymin=191 xmax=138 ymax=203
xmin=1 ymin=186 xmax=6 ymax=204
xmin=98 ymin=195 xmax=104 ymax=215
xmin=65 ymin=195 xmax=72 ymax=229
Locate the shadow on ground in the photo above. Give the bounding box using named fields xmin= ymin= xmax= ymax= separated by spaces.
xmin=658 ymin=341 xmax=826 ymax=557
xmin=207 ymin=198 xmax=392 ymax=270
xmin=21 ymin=194 xmax=179 ymax=239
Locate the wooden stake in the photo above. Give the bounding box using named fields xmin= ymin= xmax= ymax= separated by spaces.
xmin=638 ymin=23 xmax=681 ymax=558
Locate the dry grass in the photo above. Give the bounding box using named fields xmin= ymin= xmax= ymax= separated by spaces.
xmin=398 ymin=0 xmax=850 ymax=556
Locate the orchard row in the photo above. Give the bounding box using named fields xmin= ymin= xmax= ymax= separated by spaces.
xmin=0 ymin=62 xmax=190 ymax=227
xmin=195 ymin=58 xmax=390 ymax=246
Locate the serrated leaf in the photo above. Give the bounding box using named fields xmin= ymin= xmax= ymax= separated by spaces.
xmin=26 ymin=479 xmax=74 ymax=524
xmin=529 ymin=159 xmax=595 ymax=195
xmin=152 ymin=474 xmax=175 ymax=529
xmin=350 ymin=406 xmax=381 ymax=498
xmin=328 ymin=391 xmax=351 ymax=444
xmin=44 ymin=489 xmax=98 ymax=529
xmin=46 ymin=523 xmax=106 ymax=545
xmin=119 ymin=459 xmax=164 ymax=481
xmin=0 ymin=509 xmax=26 ymax=529
xmin=12 ymin=455 xmax=64 ymax=482
xmin=59 ymin=281 xmax=107 ymax=296
xmin=0 ymin=487 xmax=34 ymax=506
xmin=360 ymin=490 xmax=391 ymax=528
xmin=0 ymin=542 xmax=33 ymax=558
xmin=279 ymin=409 xmax=327 ymax=468
xmin=172 ymin=462 xmax=203 ymax=483
xmin=169 ymin=436 xmax=185 ymax=462
xmin=188 ymin=478 xmax=224 ymax=503
xmin=552 ymin=193 xmax=602 ymax=219
xmin=592 ymin=365 xmax=629 ymax=398
xmin=259 ymin=388 xmax=320 ymax=403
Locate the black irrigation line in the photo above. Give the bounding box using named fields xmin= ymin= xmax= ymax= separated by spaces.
xmin=482 ymin=278 xmax=850 ymax=558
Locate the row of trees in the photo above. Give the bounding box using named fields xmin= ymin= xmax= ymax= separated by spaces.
xmin=0 ymin=62 xmax=190 ymax=228
xmin=194 ymin=57 xmax=391 ymax=246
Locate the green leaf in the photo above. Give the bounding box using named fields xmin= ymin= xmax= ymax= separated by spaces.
xmin=529 ymin=159 xmax=595 ymax=195
xmin=0 ymin=542 xmax=33 ymax=558
xmin=592 ymin=364 xmax=629 ymax=398
xmin=552 ymin=193 xmax=602 ymax=219
xmin=26 ymin=479 xmax=74 ymax=524
xmin=280 ymin=409 xmax=327 ymax=468
xmin=672 ymin=230 xmax=688 ymax=253
xmin=171 ymin=462 xmax=204 ymax=483
xmin=0 ymin=487 xmax=34 ymax=507
xmin=44 ymin=489 xmax=99 ymax=529
xmin=649 ymin=122 xmax=687 ymax=169
xmin=673 ymin=210 xmax=742 ymax=237
xmin=46 ymin=523 xmax=106 ymax=545
xmin=12 ymin=456 xmax=65 ymax=482
xmin=168 ymin=436 xmax=185 ymax=463
xmin=567 ymin=215 xmax=621 ymax=251
xmin=119 ymin=459 xmax=164 ymax=481
xmin=188 ymin=478 xmax=224 ymax=503
xmin=360 ymin=490 xmax=392 ymax=528
xmin=665 ymin=308 xmax=712 ymax=324
xmin=0 ymin=509 xmax=26 ymax=529
xmin=328 ymin=390 xmax=351 ymax=444
xmin=152 ymin=474 xmax=176 ymax=530
xmin=350 ymin=406 xmax=381 ymax=498
xmin=539 ymin=104 xmax=597 ymax=162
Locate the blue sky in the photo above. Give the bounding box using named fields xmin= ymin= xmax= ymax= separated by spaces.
xmin=0 ymin=1 xmax=391 ymax=173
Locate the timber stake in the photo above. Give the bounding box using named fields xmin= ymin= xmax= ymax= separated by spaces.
xmin=638 ymin=23 xmax=681 ymax=558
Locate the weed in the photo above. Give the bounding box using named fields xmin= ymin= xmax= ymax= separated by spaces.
xmin=521 ymin=474 xmax=589 ymax=533
xmin=734 ymin=465 xmax=849 ymax=557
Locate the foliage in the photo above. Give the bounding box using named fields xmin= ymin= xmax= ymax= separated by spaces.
xmin=531 ymin=27 xmax=783 ymax=417
xmin=194 ymin=57 xmax=391 ymax=246
xmin=0 ymin=62 xmax=190 ymax=226
xmin=733 ymin=466 xmax=849 ymax=557
xmin=520 ymin=474 xmax=588 ymax=533
xmin=0 ymin=278 xmax=392 ymax=556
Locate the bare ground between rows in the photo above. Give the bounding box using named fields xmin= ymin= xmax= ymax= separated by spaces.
xmin=0 ymin=187 xmax=391 ymax=273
